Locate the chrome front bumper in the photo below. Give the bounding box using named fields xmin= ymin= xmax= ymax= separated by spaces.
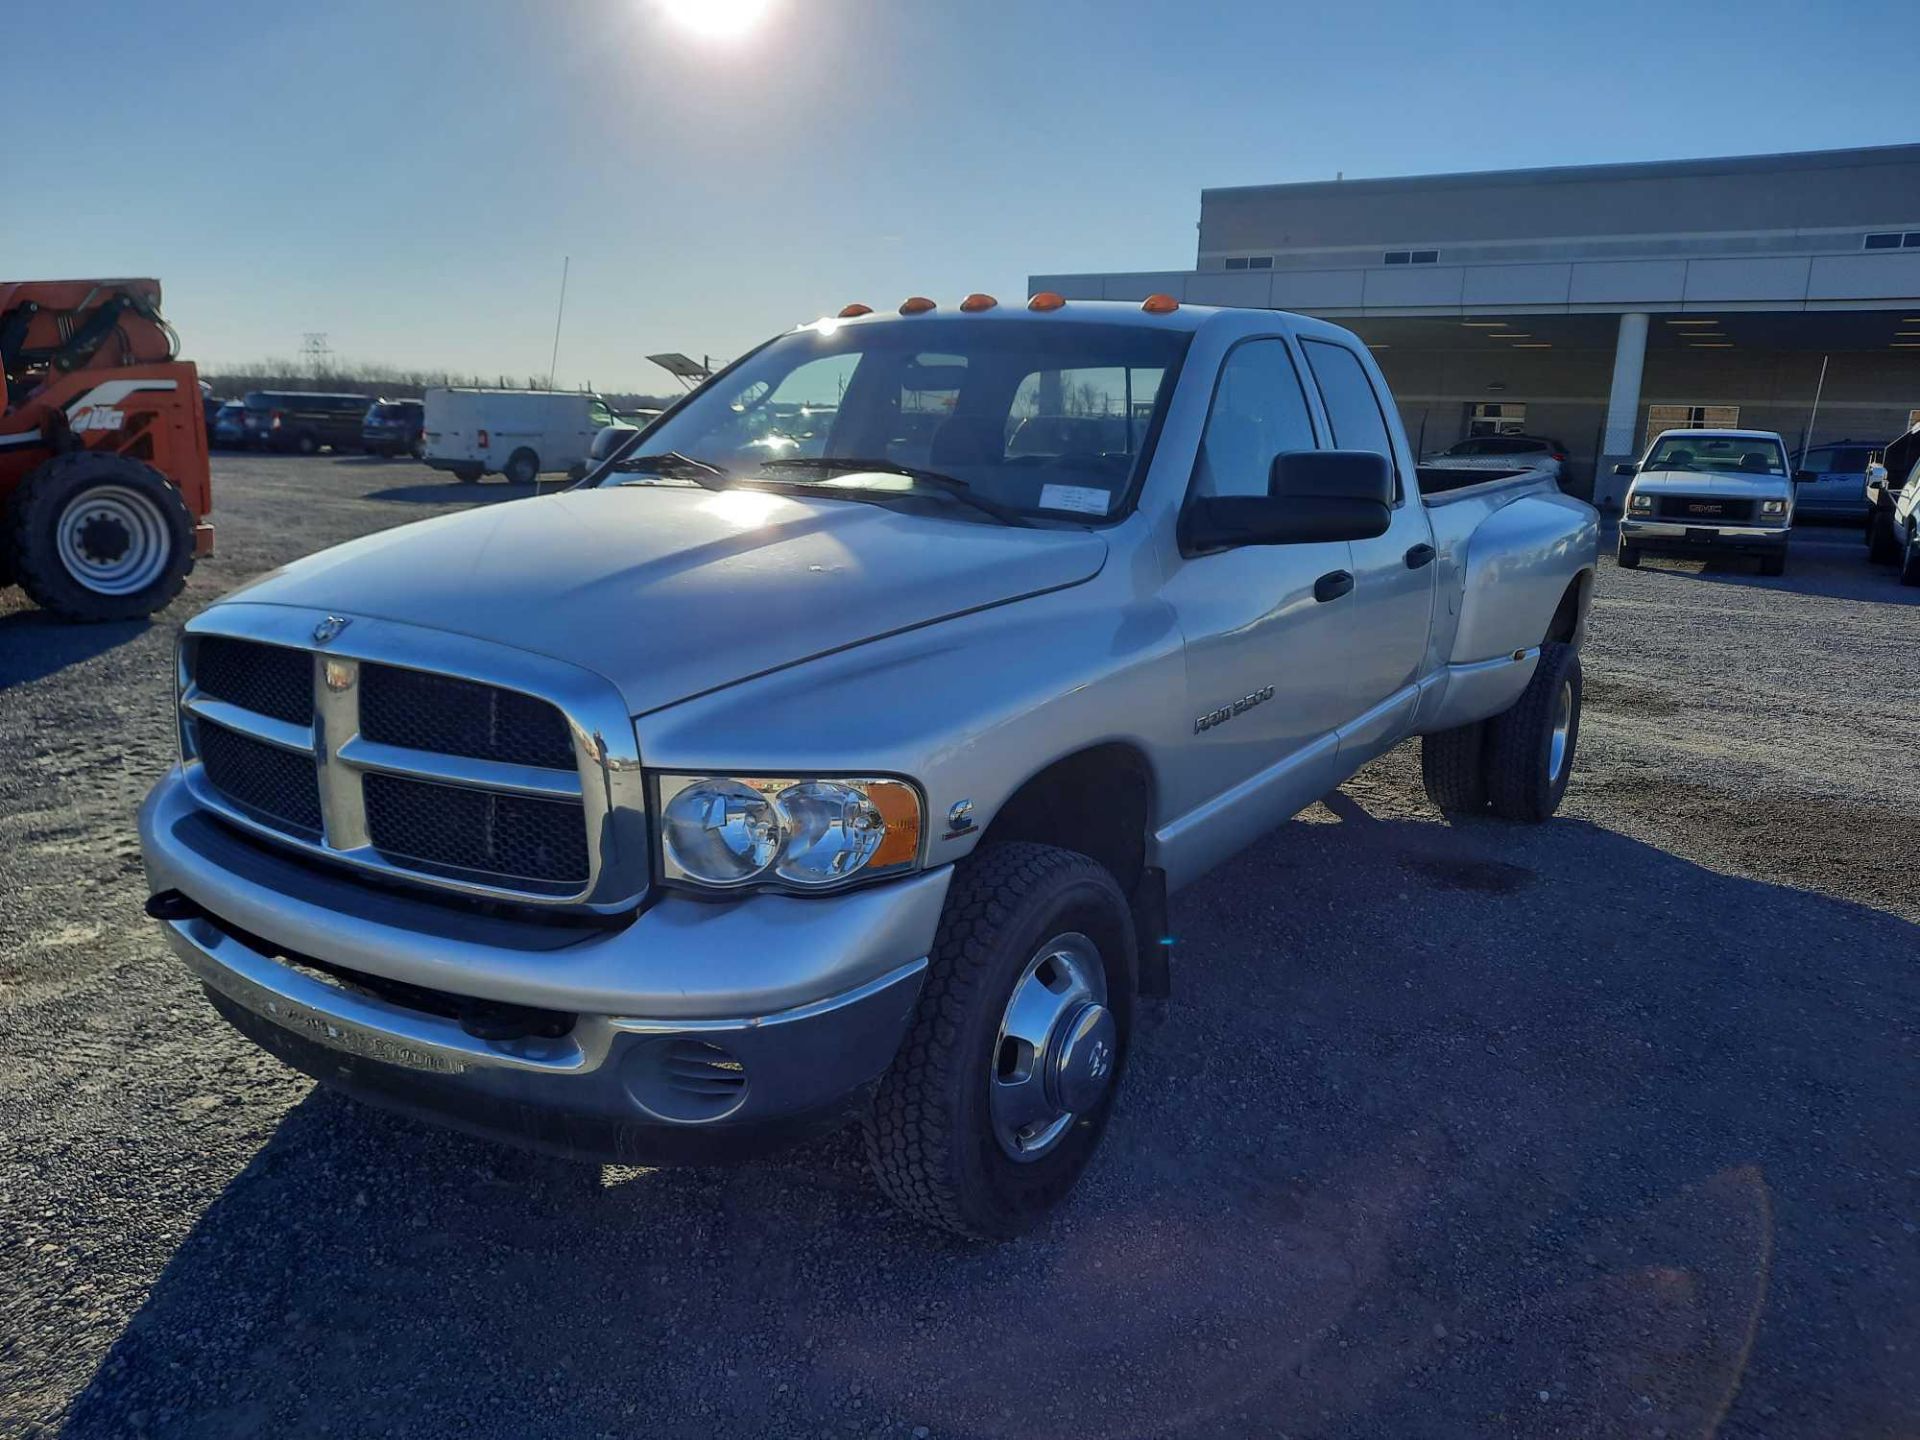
xmin=1620 ymin=519 xmax=1789 ymax=552
xmin=140 ymin=767 xmax=947 ymax=1161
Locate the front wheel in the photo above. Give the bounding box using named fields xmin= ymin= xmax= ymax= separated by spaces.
xmin=1615 ymin=536 xmax=1641 ymax=569
xmin=865 ymin=842 xmax=1134 ymax=1239
xmin=5 ymin=450 xmax=195 ymax=621
xmin=1900 ymin=529 xmax=1920 ymax=587
xmin=1758 ymin=552 xmax=1786 ymax=578
xmin=1485 ymin=641 xmax=1582 ymax=823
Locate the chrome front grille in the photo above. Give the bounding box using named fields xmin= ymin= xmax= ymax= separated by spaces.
xmin=176 ymin=607 xmax=650 ymax=912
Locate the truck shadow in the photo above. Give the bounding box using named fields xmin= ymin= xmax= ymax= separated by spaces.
xmin=62 ymin=798 xmax=1920 ymax=1440
xmin=362 ymin=480 xmax=559 ymax=506
xmin=0 ymin=610 xmax=149 ymax=690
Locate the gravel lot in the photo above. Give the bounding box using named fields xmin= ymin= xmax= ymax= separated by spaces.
xmin=3 ymin=454 xmax=1916 ymax=1439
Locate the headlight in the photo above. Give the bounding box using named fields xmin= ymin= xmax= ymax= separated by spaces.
xmin=1761 ymin=498 xmax=1788 ymax=517
xmin=1627 ymin=491 xmax=1653 ymax=514
xmin=655 ymin=774 xmax=924 ymax=891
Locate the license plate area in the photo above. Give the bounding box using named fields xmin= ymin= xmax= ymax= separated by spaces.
xmin=1685 ymin=527 xmax=1717 ymax=542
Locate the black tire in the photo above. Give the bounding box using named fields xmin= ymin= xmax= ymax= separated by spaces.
xmin=1421 ymin=720 xmax=1489 ymax=815
xmin=293 ymin=431 xmax=319 ymax=456
xmin=453 ymin=464 xmax=484 ymax=484
xmin=1900 ymin=529 xmax=1920 ymax=588
xmin=1615 ymin=536 xmax=1641 ymax=569
xmin=410 ymin=437 xmax=426 ymax=461
xmin=4 ymin=450 xmax=195 ymax=621
xmin=1485 ymin=641 xmax=1582 ymax=823
xmin=1758 ymin=553 xmax=1786 ymax=578
xmin=1868 ymin=512 xmax=1901 ymax=566
xmin=865 ymin=842 xmax=1135 ymax=1239
xmin=504 ymin=448 xmax=540 ymax=485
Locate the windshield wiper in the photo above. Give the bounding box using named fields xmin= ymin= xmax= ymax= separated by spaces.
xmin=610 ymin=451 xmax=730 ymax=491
xmin=753 ymin=456 xmax=1033 ymax=527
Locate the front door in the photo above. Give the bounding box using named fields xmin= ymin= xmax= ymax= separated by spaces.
xmin=1160 ymin=337 xmax=1359 ymax=880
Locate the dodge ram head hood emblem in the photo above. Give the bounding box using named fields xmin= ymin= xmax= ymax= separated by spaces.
xmin=312 ymin=615 xmax=352 ymax=644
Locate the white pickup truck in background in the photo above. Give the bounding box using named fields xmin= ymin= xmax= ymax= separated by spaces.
xmin=143 ymin=296 xmax=1599 ymax=1237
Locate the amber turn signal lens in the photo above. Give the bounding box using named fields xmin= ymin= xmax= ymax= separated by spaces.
xmin=1141 ymin=293 xmax=1180 ymax=314
xmin=867 ymin=782 xmax=924 ymax=870
xmin=958 ymin=292 xmax=998 ymax=312
xmin=1027 ymin=292 xmax=1066 ymax=312
xmin=837 ymin=303 xmax=873 ymax=318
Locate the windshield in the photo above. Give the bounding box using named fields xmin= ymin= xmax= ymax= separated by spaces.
xmin=592 ymin=318 xmax=1190 ymax=523
xmin=1645 ymin=434 xmax=1786 ymax=477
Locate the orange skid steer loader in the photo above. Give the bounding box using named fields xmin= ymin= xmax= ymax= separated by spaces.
xmin=1 ymin=278 xmax=212 ymax=621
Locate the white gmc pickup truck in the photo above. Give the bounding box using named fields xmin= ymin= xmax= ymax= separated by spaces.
xmin=140 ymin=296 xmax=1599 ymax=1237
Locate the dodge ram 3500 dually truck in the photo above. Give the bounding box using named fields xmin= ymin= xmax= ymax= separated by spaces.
xmin=140 ymin=295 xmax=1599 ymax=1238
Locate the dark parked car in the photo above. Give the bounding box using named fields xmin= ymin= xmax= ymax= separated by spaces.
xmin=210 ymin=399 xmax=247 ymax=449
xmin=240 ymin=391 xmax=371 ymax=454
xmin=362 ymin=398 xmax=425 ymax=458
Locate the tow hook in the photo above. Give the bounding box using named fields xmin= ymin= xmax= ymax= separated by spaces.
xmin=144 ymin=890 xmax=203 ymax=922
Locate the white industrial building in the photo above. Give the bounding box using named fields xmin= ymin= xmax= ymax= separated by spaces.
xmin=1031 ymin=144 xmax=1920 ymax=507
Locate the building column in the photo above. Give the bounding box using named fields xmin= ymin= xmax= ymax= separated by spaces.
xmin=1594 ymin=312 xmax=1649 ymax=512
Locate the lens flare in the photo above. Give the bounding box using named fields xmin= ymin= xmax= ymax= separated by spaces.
xmin=652 ymin=0 xmax=775 ymax=40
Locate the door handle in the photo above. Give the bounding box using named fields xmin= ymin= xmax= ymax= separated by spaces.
xmin=1313 ymin=569 xmax=1354 ymax=603
xmin=1405 ymin=543 xmax=1436 ymax=569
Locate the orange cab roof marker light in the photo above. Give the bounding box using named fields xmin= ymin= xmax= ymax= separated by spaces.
xmin=1028 ymin=292 xmax=1067 ymax=312
xmin=1141 ymin=294 xmax=1180 ymax=314
xmin=837 ymin=303 xmax=873 ymax=318
xmin=899 ymin=296 xmax=937 ymax=315
xmin=959 ymin=292 xmax=998 ymax=312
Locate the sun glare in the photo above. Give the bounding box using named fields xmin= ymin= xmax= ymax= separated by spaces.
xmin=653 ymin=0 xmax=775 ymax=40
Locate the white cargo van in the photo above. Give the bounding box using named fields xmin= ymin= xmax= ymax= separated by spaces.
xmin=421 ymin=389 xmax=616 ymax=484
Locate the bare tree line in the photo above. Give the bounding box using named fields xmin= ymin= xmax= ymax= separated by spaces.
xmin=199 ymin=357 xmax=677 ymax=414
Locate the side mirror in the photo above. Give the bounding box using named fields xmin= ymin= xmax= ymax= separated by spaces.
xmin=1614 ymin=462 xmax=1638 ymax=477
xmin=1180 ymin=450 xmax=1392 ymax=553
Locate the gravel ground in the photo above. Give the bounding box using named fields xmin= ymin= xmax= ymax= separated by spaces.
xmin=2 ymin=455 xmax=1916 ymax=1439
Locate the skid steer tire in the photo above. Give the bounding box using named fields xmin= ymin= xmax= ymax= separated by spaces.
xmin=6 ymin=451 xmax=195 ymax=622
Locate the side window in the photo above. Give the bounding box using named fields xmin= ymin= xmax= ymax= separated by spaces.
xmin=1191 ymin=340 xmax=1318 ymax=499
xmin=1301 ymin=339 xmax=1401 ymax=498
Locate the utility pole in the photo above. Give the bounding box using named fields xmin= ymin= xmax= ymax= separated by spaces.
xmin=1801 ymin=354 xmax=1830 ymax=464
xmin=547 ymin=257 xmax=570 ymax=391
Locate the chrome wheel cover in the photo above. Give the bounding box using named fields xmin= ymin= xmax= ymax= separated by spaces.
xmin=55 ymin=485 xmax=171 ymax=596
xmin=990 ymin=932 xmax=1115 ymax=1162
xmin=1548 ymin=677 xmax=1575 ymax=783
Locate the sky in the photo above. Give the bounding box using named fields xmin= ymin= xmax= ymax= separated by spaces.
xmin=10 ymin=0 xmax=1915 ymax=393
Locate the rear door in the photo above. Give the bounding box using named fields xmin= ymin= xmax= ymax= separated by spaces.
xmin=1161 ymin=337 xmax=1358 ymax=838
xmin=1299 ymin=338 xmax=1436 ymax=748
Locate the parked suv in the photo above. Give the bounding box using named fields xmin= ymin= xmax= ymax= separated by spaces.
xmin=241 ymin=391 xmax=371 ymax=455
xmin=361 ymin=398 xmax=425 ymax=458
xmin=1617 ymin=429 xmax=1793 ymax=575
xmin=1866 ymin=423 xmax=1920 ymax=565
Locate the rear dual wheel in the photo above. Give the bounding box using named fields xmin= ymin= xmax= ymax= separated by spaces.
xmin=1421 ymin=641 xmax=1582 ymax=823
xmin=5 ymin=451 xmax=194 ymax=621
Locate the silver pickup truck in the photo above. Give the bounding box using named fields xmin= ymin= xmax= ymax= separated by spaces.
xmin=139 ymin=297 xmax=1598 ymax=1237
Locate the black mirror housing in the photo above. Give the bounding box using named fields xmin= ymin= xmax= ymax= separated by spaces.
xmin=1614 ymin=462 xmax=1638 ymax=476
xmin=1181 ymin=452 xmax=1393 ymax=554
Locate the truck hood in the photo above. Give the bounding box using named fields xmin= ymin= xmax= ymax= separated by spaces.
xmin=221 ymin=486 xmax=1109 ymax=714
xmin=1631 ymin=469 xmax=1791 ymax=500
